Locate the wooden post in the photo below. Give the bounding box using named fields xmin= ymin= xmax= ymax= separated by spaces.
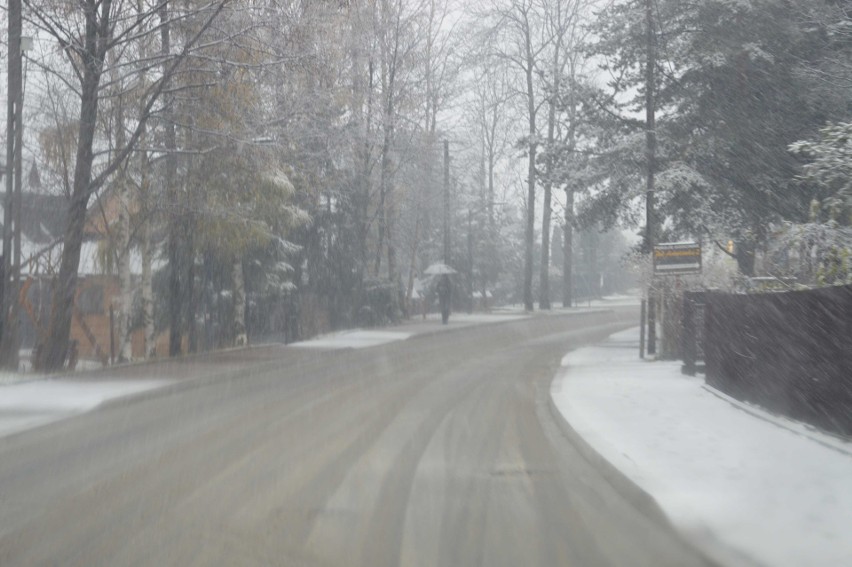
xmin=467 ymin=208 xmax=473 ymax=313
xmin=1 ymin=0 xmax=23 ymax=369
xmin=443 ymin=140 xmax=450 ymax=264
xmin=682 ymin=293 xmax=695 ymax=375
xmin=109 ymin=304 xmax=115 ymax=365
xmin=647 ymin=288 xmax=656 ymax=356
xmin=644 ymin=0 xmax=657 ymax=357
xmin=640 ymin=298 xmax=646 ymax=358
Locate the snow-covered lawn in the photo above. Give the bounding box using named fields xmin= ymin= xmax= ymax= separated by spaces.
xmin=0 ymin=350 xmax=105 ymax=385
xmin=494 ymin=292 xmax=641 ymax=313
xmin=290 ymin=312 xmax=530 ymax=349
xmin=423 ymin=312 xmax=529 ymax=323
xmin=551 ymin=327 xmax=852 ymax=567
xmin=0 ymin=379 xmax=170 ymax=438
xmin=289 ymin=330 xmax=414 ymax=350
xmin=0 ymin=370 xmax=38 ymax=386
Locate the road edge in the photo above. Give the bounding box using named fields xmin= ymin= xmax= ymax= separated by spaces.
xmin=406 ymin=308 xmax=616 ymax=344
xmin=547 ymin=389 xmax=765 ymax=567
xmin=547 ymin=344 xmax=766 ymax=567
xmin=544 ymin=390 xmax=674 ymax=526
xmin=96 ymin=348 xmax=350 ymax=412
xmin=98 ymin=312 xmax=624 ymax=419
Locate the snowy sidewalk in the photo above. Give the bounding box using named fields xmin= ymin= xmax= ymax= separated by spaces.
xmin=551 ymin=327 xmax=852 ymax=567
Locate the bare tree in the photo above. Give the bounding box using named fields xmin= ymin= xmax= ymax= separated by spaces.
xmin=461 ymin=42 xmax=513 ymax=300
xmin=27 ymin=0 xmax=231 ymax=371
xmin=373 ymin=0 xmax=424 ymax=284
xmin=480 ymin=0 xmax=551 ymax=311
xmin=404 ymin=0 xmax=460 ymax=308
xmin=537 ymin=0 xmax=585 ymax=309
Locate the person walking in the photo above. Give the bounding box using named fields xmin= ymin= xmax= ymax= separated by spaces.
xmin=437 ymin=274 xmax=452 ymax=325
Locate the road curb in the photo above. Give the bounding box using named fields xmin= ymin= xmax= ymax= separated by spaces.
xmin=545 ymin=391 xmax=673 ymax=526
xmin=407 ymin=308 xmax=618 ymax=343
xmin=99 ymin=312 xmax=625 ymax=414
xmin=545 ymin=393 xmax=748 ymax=567
xmin=38 ymin=308 xmax=620 ymax=382
xmin=0 ymin=348 xmax=348 ymax=444
xmin=96 ymin=347 xmax=349 ymax=412
xmin=69 ymin=343 xmax=280 ymax=379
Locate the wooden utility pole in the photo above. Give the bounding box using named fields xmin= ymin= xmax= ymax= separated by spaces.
xmin=467 ymin=208 xmax=473 ymax=313
xmin=443 ymin=140 xmax=450 ymax=264
xmin=1 ymin=0 xmax=23 ymax=369
xmin=645 ymin=0 xmax=657 ymax=355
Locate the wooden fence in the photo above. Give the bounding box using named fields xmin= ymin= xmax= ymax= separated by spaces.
xmin=704 ymin=285 xmax=852 ymax=435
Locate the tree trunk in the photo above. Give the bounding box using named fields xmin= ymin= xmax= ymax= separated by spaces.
xmin=183 ymin=120 xmax=198 ymax=354
xmin=161 ymin=3 xmax=182 ymax=357
xmin=37 ymin=2 xmax=109 ymax=371
xmin=0 ymin=0 xmax=25 ymax=369
xmin=349 ymin=2 xmax=372 ymax=285
xmin=375 ymin=185 xmax=386 ymax=276
xmin=539 ymin=27 xmax=563 ymax=311
xmin=117 ymin=183 xmax=133 ymax=362
xmin=185 ymin=223 xmax=197 ymax=353
xmin=644 ymin=0 xmax=657 ymax=355
xmin=112 ymin=59 xmax=133 ymax=363
xmin=405 ymin=213 xmax=421 ymax=310
xmin=137 ymin=74 xmax=155 ymax=359
xmin=443 ymin=140 xmax=450 ymax=264
xmin=488 ymin=148 xmax=495 ymax=235
xmin=232 ymin=259 xmax=247 ymax=347
xmin=358 ymin=58 xmax=374 ymax=280
xmin=387 ymin=193 xmax=397 ymax=283
xmin=0 ymin=0 xmax=21 ymax=368
xmin=563 ymin=187 xmax=574 ymax=308
xmin=166 ymin=176 xmax=181 ymax=357
xmin=141 ymin=204 xmax=155 ymax=358
xmin=540 ymin=178 xmax=552 ymax=309
xmin=524 ymin=140 xmax=536 ymax=313
xmin=376 ymin=0 xmax=397 ymax=279
xmin=522 ymin=30 xmax=537 ymax=312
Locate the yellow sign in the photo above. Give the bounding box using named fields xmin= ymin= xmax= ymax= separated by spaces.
xmin=654 ymin=249 xmax=701 ymax=258
xmin=653 ymin=242 xmax=701 ymax=275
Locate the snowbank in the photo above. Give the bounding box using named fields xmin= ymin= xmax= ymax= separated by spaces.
xmin=0 ymin=379 xmax=169 ymax=438
xmin=551 ymin=327 xmax=852 ymax=567
xmin=289 ymin=330 xmax=413 ymax=350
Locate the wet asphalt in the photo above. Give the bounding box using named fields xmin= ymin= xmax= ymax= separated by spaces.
xmin=0 ymin=308 xmax=716 ymax=566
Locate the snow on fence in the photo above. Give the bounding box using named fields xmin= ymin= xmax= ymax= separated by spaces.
xmin=704 ymin=284 xmax=852 ymax=436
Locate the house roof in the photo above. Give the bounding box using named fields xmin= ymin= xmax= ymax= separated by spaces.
xmin=0 ymin=191 xmax=68 ymax=245
xmin=0 ymin=192 xmax=114 ymax=277
xmin=0 ymin=188 xmax=162 ymax=277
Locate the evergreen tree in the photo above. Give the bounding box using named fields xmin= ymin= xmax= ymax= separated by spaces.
xmin=577 ymin=0 xmax=841 ymax=275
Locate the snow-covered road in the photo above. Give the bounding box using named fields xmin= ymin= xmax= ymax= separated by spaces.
xmin=1 ymin=307 xmax=717 ymax=567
